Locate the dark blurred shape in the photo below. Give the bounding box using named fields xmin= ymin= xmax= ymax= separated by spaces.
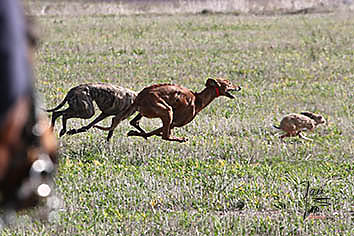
xmin=0 ymin=0 xmax=57 ymax=211
xmin=0 ymin=97 xmax=57 ymax=210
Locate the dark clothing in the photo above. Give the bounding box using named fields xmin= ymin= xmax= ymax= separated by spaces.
xmin=0 ymin=0 xmax=32 ymax=125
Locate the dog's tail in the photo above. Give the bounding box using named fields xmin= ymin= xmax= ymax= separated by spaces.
xmin=93 ymin=125 xmax=111 ymax=131
xmin=45 ymin=95 xmax=68 ymax=112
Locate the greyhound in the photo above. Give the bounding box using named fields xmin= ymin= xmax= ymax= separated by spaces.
xmin=46 ymin=83 xmax=137 ymax=141
xmin=127 ymin=78 xmax=241 ymax=142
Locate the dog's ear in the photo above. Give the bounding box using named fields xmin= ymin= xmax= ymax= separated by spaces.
xmin=205 ymin=78 xmax=220 ymax=88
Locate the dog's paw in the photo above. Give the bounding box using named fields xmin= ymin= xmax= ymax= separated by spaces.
xmin=59 ymin=129 xmax=66 ymax=137
xmin=127 ymin=130 xmax=139 ymax=136
xmin=66 ymin=129 xmax=77 ymax=135
xmin=165 ymin=136 xmax=188 ymax=143
xmin=179 ymin=137 xmax=188 ymax=143
xmin=77 ymin=127 xmax=88 ymax=133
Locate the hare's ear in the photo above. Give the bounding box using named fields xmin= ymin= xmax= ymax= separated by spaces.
xmin=205 ymin=78 xmax=220 ymax=87
xmin=300 ymin=111 xmax=316 ymax=120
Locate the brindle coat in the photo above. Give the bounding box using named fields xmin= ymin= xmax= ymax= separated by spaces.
xmin=46 ymin=83 xmax=137 ymax=141
xmin=274 ymin=111 xmax=326 ymax=140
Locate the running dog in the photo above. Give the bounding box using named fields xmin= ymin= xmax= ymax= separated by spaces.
xmin=273 ymin=111 xmax=326 ymax=141
xmin=46 ymin=83 xmax=137 ymax=141
xmin=127 ymin=78 xmax=241 ymax=142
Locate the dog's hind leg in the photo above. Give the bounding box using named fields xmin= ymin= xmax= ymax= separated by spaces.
xmin=51 ymin=110 xmax=64 ymax=129
xmin=59 ymin=113 xmax=71 ymax=137
xmin=127 ymin=109 xmax=166 ymax=140
xmin=128 ymin=127 xmax=163 ymax=139
xmin=129 ymin=113 xmax=146 ymax=134
xmin=131 ymin=123 xmax=185 ymax=142
xmin=129 ymin=105 xmax=185 ymax=142
xmin=60 ymin=105 xmax=95 ymax=137
xmin=50 ymin=108 xmax=74 ymax=137
xmin=67 ymin=113 xmax=108 ymax=135
xmin=144 ymin=127 xmax=163 ymax=137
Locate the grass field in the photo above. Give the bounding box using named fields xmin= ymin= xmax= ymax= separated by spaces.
xmin=4 ymin=1 xmax=353 ymax=235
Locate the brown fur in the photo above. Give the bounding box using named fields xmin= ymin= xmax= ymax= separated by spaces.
xmin=127 ymin=78 xmax=241 ymax=142
xmin=46 ymin=83 xmax=137 ymax=141
xmin=274 ymin=111 xmax=326 ymax=140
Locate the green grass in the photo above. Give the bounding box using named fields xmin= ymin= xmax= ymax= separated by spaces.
xmin=4 ymin=3 xmax=354 ymax=235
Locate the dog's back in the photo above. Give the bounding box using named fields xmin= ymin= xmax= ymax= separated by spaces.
xmin=87 ymin=83 xmax=137 ymax=115
xmin=134 ymin=83 xmax=193 ymax=110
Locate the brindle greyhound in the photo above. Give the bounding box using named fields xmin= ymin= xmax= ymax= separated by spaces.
xmin=46 ymin=83 xmax=136 ymax=141
xmin=127 ymin=78 xmax=241 ymax=142
xmin=273 ymin=111 xmax=326 ymax=141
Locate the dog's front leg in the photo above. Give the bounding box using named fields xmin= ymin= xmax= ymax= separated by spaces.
xmin=160 ymin=111 xmax=187 ymax=143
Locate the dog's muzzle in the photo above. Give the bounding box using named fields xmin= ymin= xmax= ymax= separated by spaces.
xmin=225 ymin=86 xmax=241 ymax=99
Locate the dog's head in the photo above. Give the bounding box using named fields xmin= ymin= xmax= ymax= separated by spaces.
xmin=300 ymin=111 xmax=326 ymax=125
xmin=205 ymin=78 xmax=241 ymax=99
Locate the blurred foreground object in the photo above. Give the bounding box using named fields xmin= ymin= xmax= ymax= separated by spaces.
xmin=0 ymin=97 xmax=57 ymax=210
xmin=0 ymin=0 xmax=57 ymax=211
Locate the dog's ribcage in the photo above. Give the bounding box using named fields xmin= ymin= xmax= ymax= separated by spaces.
xmin=88 ymin=84 xmax=136 ymax=115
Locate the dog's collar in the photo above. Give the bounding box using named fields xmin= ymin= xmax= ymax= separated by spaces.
xmin=215 ymin=87 xmax=220 ymax=97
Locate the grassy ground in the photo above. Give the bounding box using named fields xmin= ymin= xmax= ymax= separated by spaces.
xmin=24 ymin=0 xmax=354 ymax=16
xmin=4 ymin=2 xmax=354 ymax=235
